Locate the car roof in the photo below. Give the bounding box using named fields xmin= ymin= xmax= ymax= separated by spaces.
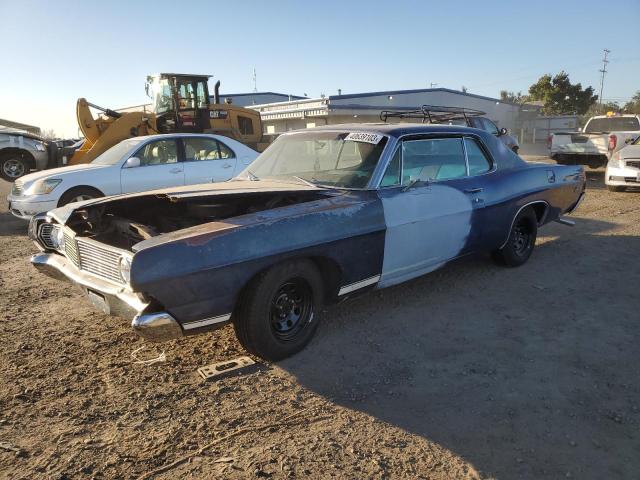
xmin=125 ymin=133 xmax=226 ymax=142
xmin=306 ymin=122 xmax=486 ymax=138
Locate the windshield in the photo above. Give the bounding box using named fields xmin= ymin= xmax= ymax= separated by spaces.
xmin=584 ymin=117 xmax=640 ymax=133
xmin=91 ymin=139 xmax=142 ymax=166
xmin=239 ymin=131 xmax=388 ymax=188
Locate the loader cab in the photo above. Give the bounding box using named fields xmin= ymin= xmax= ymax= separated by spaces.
xmin=147 ymin=73 xmax=211 ymax=133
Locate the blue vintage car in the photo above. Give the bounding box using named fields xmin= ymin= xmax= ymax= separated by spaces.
xmin=29 ymin=124 xmax=585 ymax=360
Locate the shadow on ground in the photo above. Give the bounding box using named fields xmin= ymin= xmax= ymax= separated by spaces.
xmin=279 ymin=218 xmax=640 ymax=479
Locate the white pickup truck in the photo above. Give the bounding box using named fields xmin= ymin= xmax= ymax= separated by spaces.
xmin=549 ymin=114 xmax=640 ymax=168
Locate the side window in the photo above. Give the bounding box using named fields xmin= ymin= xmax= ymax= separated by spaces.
xmin=184 ymin=138 xmax=236 ymax=161
xmin=238 ymin=116 xmax=255 ymax=135
xmin=482 ymin=118 xmax=499 ymax=135
xmin=464 ymin=138 xmax=492 ymax=175
xmin=217 ymin=141 xmax=235 ymax=159
xmin=134 ymin=140 xmax=178 ymax=166
xmin=380 ymin=147 xmax=401 ymax=187
xmin=184 ymin=137 xmax=221 ymax=161
xmin=401 ymin=137 xmax=466 ymax=183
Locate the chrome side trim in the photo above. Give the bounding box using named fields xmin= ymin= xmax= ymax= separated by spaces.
xmin=182 ymin=313 xmax=232 ymax=330
xmin=338 ymin=275 xmax=381 ymax=296
xmin=499 ymin=200 xmax=550 ymax=249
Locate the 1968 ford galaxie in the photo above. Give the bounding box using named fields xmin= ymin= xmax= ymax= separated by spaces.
xmin=29 ymin=124 xmax=585 ymax=360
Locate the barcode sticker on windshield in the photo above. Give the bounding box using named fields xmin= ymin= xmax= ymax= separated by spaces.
xmin=345 ymin=132 xmax=384 ymax=144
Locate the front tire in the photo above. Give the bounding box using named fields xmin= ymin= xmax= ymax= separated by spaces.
xmin=57 ymin=187 xmax=103 ymax=207
xmin=607 ymin=185 xmax=626 ymax=192
xmin=492 ymin=208 xmax=538 ymax=267
xmin=233 ymin=259 xmax=324 ymax=361
xmin=0 ymin=154 xmax=30 ymax=181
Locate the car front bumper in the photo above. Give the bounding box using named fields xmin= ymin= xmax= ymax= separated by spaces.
xmin=7 ymin=195 xmax=58 ymax=220
xmin=606 ymin=164 xmax=640 ymax=186
xmin=30 ymin=252 xmax=184 ymax=342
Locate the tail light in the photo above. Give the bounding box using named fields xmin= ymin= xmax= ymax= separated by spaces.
xmin=547 ymin=134 xmax=552 ymax=149
xmin=608 ymin=134 xmax=617 ymax=151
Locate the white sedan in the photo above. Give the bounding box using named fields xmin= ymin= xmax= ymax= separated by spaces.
xmin=7 ymin=133 xmax=259 ymax=219
xmin=605 ymin=136 xmax=640 ymax=192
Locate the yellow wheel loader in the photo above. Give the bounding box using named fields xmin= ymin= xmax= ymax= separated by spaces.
xmin=70 ymin=73 xmax=268 ymax=165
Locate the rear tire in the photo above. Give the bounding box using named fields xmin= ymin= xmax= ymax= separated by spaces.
xmin=57 ymin=187 xmax=103 ymax=207
xmin=607 ymin=185 xmax=626 ymax=192
xmin=492 ymin=208 xmax=538 ymax=267
xmin=233 ymin=259 xmax=324 ymax=361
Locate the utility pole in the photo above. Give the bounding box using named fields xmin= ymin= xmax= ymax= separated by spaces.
xmin=430 ymin=82 xmax=438 ymax=88
xmin=252 ymin=68 xmax=258 ymax=93
xmin=598 ymin=49 xmax=610 ymax=112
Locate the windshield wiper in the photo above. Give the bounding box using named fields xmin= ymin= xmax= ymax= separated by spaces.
xmin=291 ymin=176 xmax=318 ymax=187
xmin=247 ymin=170 xmax=260 ymax=181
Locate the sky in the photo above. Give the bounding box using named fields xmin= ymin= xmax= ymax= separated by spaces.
xmin=1 ymin=0 xmax=638 ymax=137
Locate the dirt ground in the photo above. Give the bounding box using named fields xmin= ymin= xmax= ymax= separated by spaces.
xmin=1 ymin=155 xmax=639 ymax=479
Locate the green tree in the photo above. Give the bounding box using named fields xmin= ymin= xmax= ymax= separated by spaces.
xmin=623 ymin=91 xmax=640 ymax=114
xmin=528 ymin=71 xmax=597 ymax=115
xmin=500 ymin=90 xmax=527 ymax=104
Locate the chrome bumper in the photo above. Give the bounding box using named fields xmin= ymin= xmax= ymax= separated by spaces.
xmin=31 ymin=252 xmax=183 ymax=342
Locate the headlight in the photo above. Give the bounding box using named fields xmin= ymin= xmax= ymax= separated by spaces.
xmin=30 ymin=178 xmax=62 ymax=195
xmin=608 ymin=152 xmax=623 ymax=169
xmin=118 ymin=255 xmax=133 ymax=283
xmin=34 ymin=142 xmax=46 ymax=152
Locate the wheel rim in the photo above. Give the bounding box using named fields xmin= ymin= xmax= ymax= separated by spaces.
xmin=270 ymin=278 xmax=313 ymax=341
xmin=512 ymin=219 xmax=532 ymax=256
xmin=70 ymin=194 xmax=94 ymax=203
xmin=3 ymin=159 xmax=25 ymax=178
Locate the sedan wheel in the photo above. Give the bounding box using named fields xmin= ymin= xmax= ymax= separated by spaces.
xmin=234 ymin=259 xmax=323 ymax=361
xmin=492 ymin=207 xmax=538 ymax=267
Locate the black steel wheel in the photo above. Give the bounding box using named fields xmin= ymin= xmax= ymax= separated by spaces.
xmin=492 ymin=207 xmax=538 ymax=267
xmin=233 ymin=259 xmax=324 ymax=361
xmin=270 ymin=279 xmax=313 ymax=341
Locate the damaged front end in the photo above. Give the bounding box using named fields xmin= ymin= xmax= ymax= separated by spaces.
xmin=28 ymin=182 xmax=333 ymax=342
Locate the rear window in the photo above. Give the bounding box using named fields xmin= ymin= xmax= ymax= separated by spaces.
xmin=584 ymin=117 xmax=640 ymax=133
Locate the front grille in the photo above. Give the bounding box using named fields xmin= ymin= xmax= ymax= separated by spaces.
xmin=63 ymin=231 xmax=80 ymax=267
xmin=38 ymin=223 xmax=56 ymax=249
xmin=75 ymin=238 xmax=123 ymax=284
xmin=626 ymin=160 xmax=640 ymax=169
xmin=11 ymin=181 xmax=23 ymax=196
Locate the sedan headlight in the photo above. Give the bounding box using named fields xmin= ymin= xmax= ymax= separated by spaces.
xmin=30 ymin=178 xmax=62 ymax=195
xmin=608 ymin=152 xmax=624 ymax=169
xmin=118 ymin=255 xmax=133 ymax=283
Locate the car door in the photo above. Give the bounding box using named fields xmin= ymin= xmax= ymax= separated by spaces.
xmin=120 ymin=138 xmax=184 ymax=193
xmin=377 ymin=136 xmax=487 ymax=287
xmin=182 ymin=137 xmax=238 ymax=185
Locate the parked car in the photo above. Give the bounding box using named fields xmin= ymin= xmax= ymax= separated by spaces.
xmin=549 ymin=113 xmax=640 ymax=168
xmin=28 ymin=124 xmax=585 ymax=361
xmin=451 ymin=116 xmax=520 ymax=153
xmin=605 ymin=135 xmax=640 ymax=191
xmin=7 ymin=133 xmax=258 ymax=219
xmin=0 ymin=127 xmax=51 ymax=181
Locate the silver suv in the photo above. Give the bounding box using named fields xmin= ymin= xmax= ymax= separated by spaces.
xmin=0 ymin=128 xmax=50 ymax=181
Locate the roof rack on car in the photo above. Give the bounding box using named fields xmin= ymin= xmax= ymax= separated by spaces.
xmin=379 ymin=104 xmax=486 ymax=125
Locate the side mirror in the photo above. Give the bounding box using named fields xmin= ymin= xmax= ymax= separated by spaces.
xmin=125 ymin=157 xmax=141 ymax=168
xmin=499 ymin=127 xmax=508 ymax=136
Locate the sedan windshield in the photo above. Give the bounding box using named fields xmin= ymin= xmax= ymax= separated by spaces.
xmin=91 ymin=139 xmax=143 ymax=166
xmin=239 ymin=131 xmax=388 ymax=188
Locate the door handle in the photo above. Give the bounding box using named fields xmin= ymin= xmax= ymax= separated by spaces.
xmin=464 ymin=187 xmax=483 ymax=194
xmin=222 ymin=163 xmax=232 ymax=169
xmin=169 ymin=167 xmax=182 ymax=174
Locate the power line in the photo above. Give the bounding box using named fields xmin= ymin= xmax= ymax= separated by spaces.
xmin=598 ymin=49 xmax=610 ymax=112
